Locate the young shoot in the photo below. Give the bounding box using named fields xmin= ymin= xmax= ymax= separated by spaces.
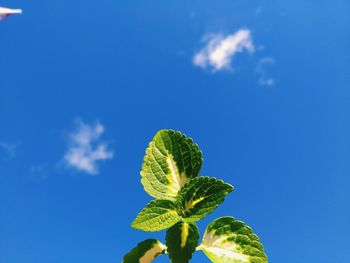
xmin=122 ymin=130 xmax=268 ymax=263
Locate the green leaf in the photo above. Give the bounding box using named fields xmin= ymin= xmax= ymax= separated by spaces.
xmin=177 ymin=176 xmax=233 ymax=222
xmin=122 ymin=239 xmax=166 ymax=263
xmin=166 ymin=221 xmax=199 ymax=263
xmin=131 ymin=199 xmax=180 ymax=232
xmin=199 ymin=217 xmax=268 ymax=263
xmin=141 ymin=130 xmax=203 ymax=200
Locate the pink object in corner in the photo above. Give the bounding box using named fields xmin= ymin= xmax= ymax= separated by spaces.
xmin=0 ymin=7 xmax=22 ymax=20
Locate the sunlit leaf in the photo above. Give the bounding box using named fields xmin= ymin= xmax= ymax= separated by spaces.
xmin=132 ymin=199 xmax=179 ymax=232
xmin=177 ymin=176 xmax=233 ymax=222
xmin=123 ymin=239 xmax=166 ymax=263
xmin=141 ymin=130 xmax=202 ymax=200
xmin=166 ymin=221 xmax=199 ymax=263
xmin=199 ymin=217 xmax=268 ymax=263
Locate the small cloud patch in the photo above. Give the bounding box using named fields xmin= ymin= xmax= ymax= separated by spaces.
xmin=193 ymin=29 xmax=254 ymax=72
xmin=256 ymin=57 xmax=275 ymax=87
xmin=64 ymin=120 xmax=113 ymax=175
xmin=0 ymin=141 xmax=19 ymax=158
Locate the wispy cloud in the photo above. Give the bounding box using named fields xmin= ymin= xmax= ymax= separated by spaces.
xmin=64 ymin=120 xmax=113 ymax=175
xmin=193 ymin=29 xmax=254 ymax=72
xmin=29 ymin=164 xmax=49 ymax=182
xmin=256 ymin=57 xmax=275 ymax=87
xmin=255 ymin=7 xmax=263 ymax=15
xmin=0 ymin=141 xmax=19 ymax=158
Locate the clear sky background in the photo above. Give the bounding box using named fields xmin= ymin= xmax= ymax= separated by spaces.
xmin=1 ymin=1 xmax=349 ymax=262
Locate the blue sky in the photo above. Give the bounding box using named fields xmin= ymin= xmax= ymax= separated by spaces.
xmin=1 ymin=0 xmax=349 ymax=262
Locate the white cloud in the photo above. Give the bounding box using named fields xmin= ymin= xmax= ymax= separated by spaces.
xmin=64 ymin=120 xmax=113 ymax=175
xmin=256 ymin=57 xmax=275 ymax=86
xmin=193 ymin=29 xmax=254 ymax=71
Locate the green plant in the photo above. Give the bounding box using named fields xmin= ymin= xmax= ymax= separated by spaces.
xmin=122 ymin=130 xmax=268 ymax=263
